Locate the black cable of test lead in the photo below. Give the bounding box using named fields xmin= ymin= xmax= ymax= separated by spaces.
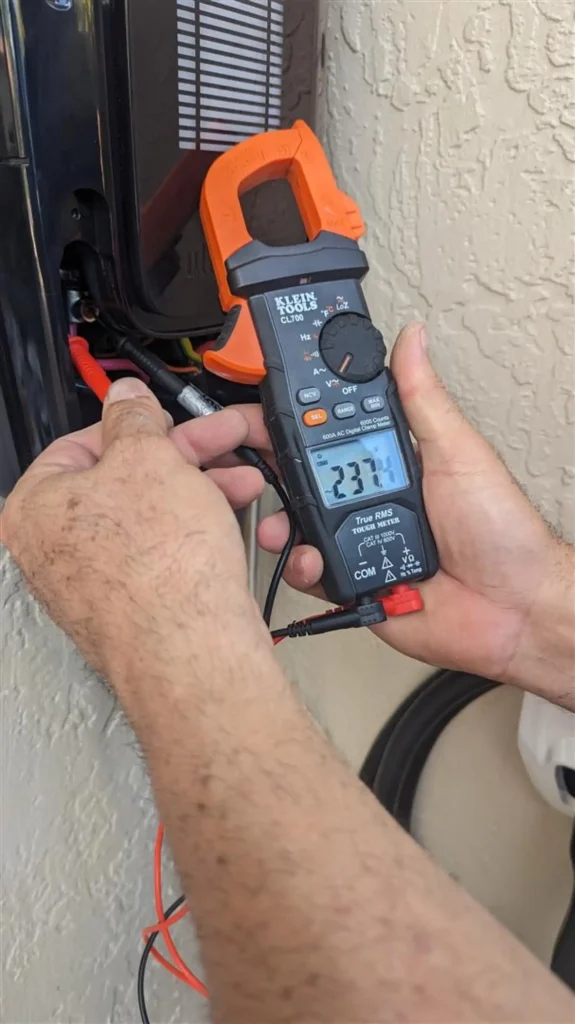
xmin=114 ymin=336 xmax=297 ymax=626
xmin=115 ymin=336 xmax=275 ymax=481
xmin=271 ymin=597 xmax=387 ymax=640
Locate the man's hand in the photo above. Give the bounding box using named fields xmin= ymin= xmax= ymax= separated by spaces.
xmin=1 ymin=378 xmax=268 ymax=684
xmin=258 ymin=323 xmax=575 ymax=706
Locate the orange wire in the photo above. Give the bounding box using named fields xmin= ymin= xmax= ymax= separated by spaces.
xmin=148 ymin=946 xmax=189 ymax=984
xmin=144 ymin=824 xmax=209 ymax=998
xmin=165 ymin=365 xmax=201 ymax=374
xmin=142 ymin=904 xmax=189 ymax=937
xmin=143 ymin=902 xmax=191 ymax=981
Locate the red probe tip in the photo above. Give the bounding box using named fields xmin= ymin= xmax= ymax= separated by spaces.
xmin=68 ymin=335 xmax=112 ymax=403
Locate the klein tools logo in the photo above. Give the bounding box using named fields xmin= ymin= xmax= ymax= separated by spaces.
xmin=274 ymin=292 xmax=318 ymax=316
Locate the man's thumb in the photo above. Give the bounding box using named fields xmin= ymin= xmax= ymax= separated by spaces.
xmin=390 ymin=323 xmax=476 ymax=458
xmin=102 ymin=377 xmax=168 ymax=450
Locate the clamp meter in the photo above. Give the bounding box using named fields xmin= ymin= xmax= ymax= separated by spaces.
xmin=200 ymin=121 xmax=438 ymax=607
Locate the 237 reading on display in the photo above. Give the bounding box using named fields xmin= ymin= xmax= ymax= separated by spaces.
xmin=309 ymin=430 xmax=409 ymax=509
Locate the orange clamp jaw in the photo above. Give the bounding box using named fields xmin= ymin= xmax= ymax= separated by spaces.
xmin=199 ymin=120 xmax=364 ymax=386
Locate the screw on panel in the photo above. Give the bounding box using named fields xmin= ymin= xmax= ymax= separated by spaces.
xmin=70 ymin=300 xmax=99 ymax=324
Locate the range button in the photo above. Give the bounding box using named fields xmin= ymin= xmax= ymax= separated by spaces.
xmin=361 ymin=395 xmax=385 ymax=413
xmin=297 ymin=387 xmax=321 ymax=406
xmin=333 ymin=402 xmax=356 ymax=420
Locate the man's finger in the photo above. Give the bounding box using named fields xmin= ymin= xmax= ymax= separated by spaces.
xmin=281 ymin=545 xmax=324 ymax=595
xmin=390 ymin=323 xmax=487 ymax=464
xmin=258 ymin=510 xmax=292 ymax=553
xmin=205 ymin=466 xmax=265 ymax=510
xmin=229 ymin=403 xmax=273 ymax=453
xmin=171 ymin=408 xmax=249 ymax=468
xmin=102 ymin=378 xmax=169 ymax=450
xmin=258 ymin=512 xmax=325 ymax=593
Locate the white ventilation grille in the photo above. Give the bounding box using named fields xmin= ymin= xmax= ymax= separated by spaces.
xmin=177 ymin=0 xmax=283 ymax=152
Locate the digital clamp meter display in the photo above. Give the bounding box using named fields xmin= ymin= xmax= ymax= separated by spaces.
xmin=310 ymin=429 xmax=408 ymax=508
xmin=200 ymin=121 xmax=438 ymax=607
xmin=248 ymin=278 xmax=438 ymax=604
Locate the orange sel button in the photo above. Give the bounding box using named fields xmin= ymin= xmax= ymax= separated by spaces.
xmin=303 ymin=408 xmax=328 ymax=427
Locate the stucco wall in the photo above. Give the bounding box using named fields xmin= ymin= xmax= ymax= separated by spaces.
xmin=1 ymin=550 xmax=206 ymax=1024
xmin=320 ymin=0 xmax=574 ymax=536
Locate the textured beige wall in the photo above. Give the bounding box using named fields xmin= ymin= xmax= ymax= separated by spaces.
xmin=319 ymin=0 xmax=574 ymax=537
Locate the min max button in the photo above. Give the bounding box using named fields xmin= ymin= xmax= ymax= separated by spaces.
xmin=361 ymin=396 xmax=385 ymax=413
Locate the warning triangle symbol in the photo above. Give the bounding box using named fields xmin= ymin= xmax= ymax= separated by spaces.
xmin=385 ymin=569 xmax=397 ymax=584
xmin=382 ymin=557 xmax=393 ymax=569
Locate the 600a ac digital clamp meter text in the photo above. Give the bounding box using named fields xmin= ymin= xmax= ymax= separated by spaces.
xmin=200 ymin=121 xmax=438 ymax=608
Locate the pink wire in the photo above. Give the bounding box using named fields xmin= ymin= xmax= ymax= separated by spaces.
xmin=96 ymin=359 xmax=150 ymax=384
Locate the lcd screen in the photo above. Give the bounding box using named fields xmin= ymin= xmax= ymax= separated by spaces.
xmin=308 ymin=430 xmax=408 ymax=508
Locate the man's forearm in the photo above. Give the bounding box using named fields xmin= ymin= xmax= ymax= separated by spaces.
xmin=114 ymin=607 xmax=574 ymax=1024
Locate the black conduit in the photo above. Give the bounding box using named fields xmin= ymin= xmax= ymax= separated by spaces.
xmin=360 ymin=670 xmax=575 ymax=992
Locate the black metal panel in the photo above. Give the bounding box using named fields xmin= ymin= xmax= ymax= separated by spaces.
xmin=0 ymin=0 xmax=319 ymax=477
xmin=0 ymin=6 xmax=19 ymax=159
xmin=0 ymin=0 xmax=92 ymax=471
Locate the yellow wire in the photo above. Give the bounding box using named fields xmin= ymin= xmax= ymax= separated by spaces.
xmin=181 ymin=337 xmax=202 ymax=365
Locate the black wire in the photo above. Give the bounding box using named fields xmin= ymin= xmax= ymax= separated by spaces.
xmin=231 ymin=445 xmax=296 ymax=630
xmin=550 ymin=818 xmax=575 ymax=991
xmin=138 ymin=895 xmax=186 ymax=1024
xmin=360 ymin=670 xmax=499 ymax=832
xmin=361 ymin=672 xmax=575 ymax=990
xmin=263 ymin=476 xmax=297 ymax=627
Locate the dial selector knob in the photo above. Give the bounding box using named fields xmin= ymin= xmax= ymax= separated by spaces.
xmin=319 ymin=313 xmax=386 ymax=383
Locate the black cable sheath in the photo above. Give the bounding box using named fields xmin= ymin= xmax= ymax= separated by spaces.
xmin=360 ymin=670 xmax=499 ymax=832
xmin=361 ymin=671 xmax=575 ymax=991
xmin=116 ymin=337 xmax=185 ymax=399
xmin=138 ymin=896 xmax=186 ymax=1024
xmin=550 ymin=819 xmax=575 ymax=991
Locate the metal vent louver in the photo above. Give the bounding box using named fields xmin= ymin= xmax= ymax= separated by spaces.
xmin=176 ymin=0 xmax=284 ymax=152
